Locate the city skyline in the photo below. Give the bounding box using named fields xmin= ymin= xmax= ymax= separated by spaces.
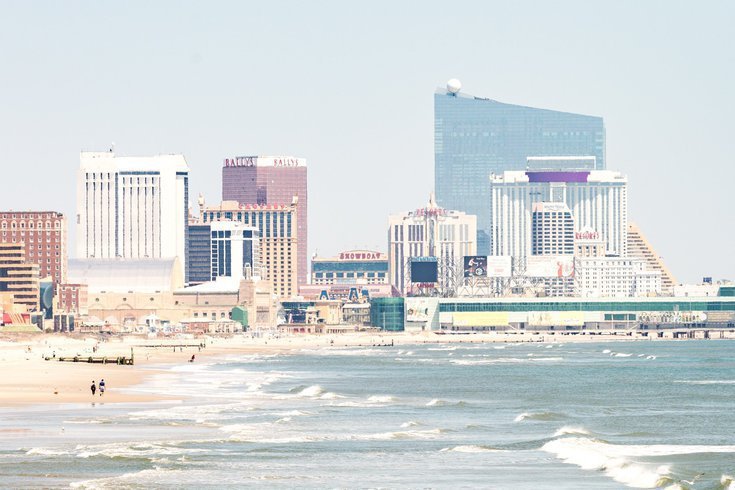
xmin=1 ymin=1 xmax=733 ymax=282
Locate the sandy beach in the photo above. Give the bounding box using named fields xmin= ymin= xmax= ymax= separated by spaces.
xmin=0 ymin=330 xmax=724 ymax=407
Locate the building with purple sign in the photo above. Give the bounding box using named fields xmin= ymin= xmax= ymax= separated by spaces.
xmin=434 ymin=80 xmax=605 ymax=255
xmin=222 ymin=156 xmax=308 ymax=287
xmin=490 ymin=169 xmax=627 ymax=259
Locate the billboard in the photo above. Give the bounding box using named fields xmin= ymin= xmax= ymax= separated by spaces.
xmin=463 ymin=256 xmax=488 ymax=278
xmin=405 ymin=298 xmax=435 ymax=322
xmin=526 ymin=256 xmax=575 ymax=278
xmin=410 ymin=257 xmax=438 ymax=283
xmin=486 ymin=256 xmax=512 ymax=277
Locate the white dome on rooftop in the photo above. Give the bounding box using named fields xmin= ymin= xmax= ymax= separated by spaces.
xmin=447 ymin=78 xmax=462 ymax=94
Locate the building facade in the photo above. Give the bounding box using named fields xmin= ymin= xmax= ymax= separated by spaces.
xmin=575 ymin=256 xmax=662 ymax=298
xmin=311 ymin=250 xmax=388 ymax=285
xmin=491 ymin=170 xmax=627 ymax=259
xmin=627 ymin=222 xmax=677 ymax=293
xmin=222 ymin=156 xmax=308 ymax=286
xmin=531 ymin=202 xmax=575 ymax=256
xmin=76 ymin=152 xmax=189 ymax=277
xmin=0 ymin=243 xmax=40 ymax=311
xmin=202 ymin=200 xmax=298 ymax=298
xmin=0 ymin=211 xmax=67 ymax=285
xmin=405 ymin=295 xmax=735 ymax=332
xmin=54 ymin=283 xmax=88 ymax=315
xmin=434 ymin=81 xmax=605 ymax=253
xmin=209 ymin=221 xmax=261 ymax=282
xmin=388 ymin=195 xmax=477 ymax=294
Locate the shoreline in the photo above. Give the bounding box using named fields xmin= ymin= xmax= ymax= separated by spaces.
xmin=0 ymin=331 xmax=730 ymax=408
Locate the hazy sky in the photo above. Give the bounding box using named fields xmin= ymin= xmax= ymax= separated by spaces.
xmin=1 ymin=0 xmax=733 ymax=283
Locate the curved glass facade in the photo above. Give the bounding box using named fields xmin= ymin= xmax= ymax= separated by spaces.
xmin=434 ymin=91 xmax=605 ymax=254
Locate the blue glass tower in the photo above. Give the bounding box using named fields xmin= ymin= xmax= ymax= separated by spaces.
xmin=434 ymin=85 xmax=605 ymax=254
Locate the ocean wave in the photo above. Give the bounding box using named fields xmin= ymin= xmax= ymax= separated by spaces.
xmin=675 ymin=380 xmax=735 ymax=385
xmin=602 ymin=349 xmax=612 ymax=354
xmin=426 ymin=398 xmax=467 ymax=407
xmin=543 ymin=437 xmax=735 ymax=488
xmin=613 ymin=353 xmax=633 ymax=357
xmin=553 ymin=426 xmax=592 ymax=437
xmin=353 ymin=428 xmax=446 ymax=441
xmin=440 ymin=445 xmax=503 ymax=453
xmin=367 ymin=395 xmax=396 ymax=403
xmin=721 ymin=474 xmax=735 ymax=490
xmin=427 ymin=347 xmax=457 ymax=351
xmin=542 ymin=437 xmax=672 ymax=488
xmin=400 ymin=421 xmax=422 ymax=428
xmin=514 ymin=411 xmax=565 ymax=422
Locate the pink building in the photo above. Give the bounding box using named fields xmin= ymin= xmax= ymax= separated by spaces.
xmin=222 ymin=156 xmax=308 ymax=286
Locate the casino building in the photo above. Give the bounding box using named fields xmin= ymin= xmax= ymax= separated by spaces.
xmin=311 ymin=250 xmax=388 ymax=286
xmin=398 ymin=287 xmax=735 ymax=333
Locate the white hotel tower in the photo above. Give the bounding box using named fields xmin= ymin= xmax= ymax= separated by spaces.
xmin=76 ymin=152 xmax=189 ymax=274
xmin=388 ymin=194 xmax=476 ymax=294
xmin=490 ymin=169 xmax=627 ymax=259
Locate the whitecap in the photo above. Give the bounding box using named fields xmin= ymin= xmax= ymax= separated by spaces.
xmin=614 ymin=353 xmax=633 ymax=357
xmin=440 ymin=445 xmax=503 ymax=453
xmin=553 ymin=426 xmax=591 ymax=437
xmin=602 ymin=349 xmax=611 ymax=354
xmin=367 ymin=395 xmax=396 ymax=403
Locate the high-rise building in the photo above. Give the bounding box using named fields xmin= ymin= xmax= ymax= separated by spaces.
xmin=0 ymin=211 xmax=67 ymax=285
xmin=202 ymin=200 xmax=298 ymax=298
xmin=434 ymin=80 xmax=605 ymax=253
xmin=627 ymin=222 xmax=677 ymax=293
xmin=222 ymin=156 xmax=307 ymax=285
xmin=76 ymin=151 xmax=189 ymax=276
xmin=531 ymin=202 xmax=575 ymax=256
xmin=186 ymin=221 xmax=260 ymax=286
xmin=0 ymin=243 xmax=40 ymax=311
xmin=388 ymin=195 xmax=476 ymax=294
xmin=491 ymin=170 xmax=627 ymax=259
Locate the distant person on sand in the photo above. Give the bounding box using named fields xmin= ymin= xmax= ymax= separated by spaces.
xmin=189 ymin=354 xmax=195 ymax=363
xmin=90 ymin=381 xmax=96 ymax=396
xmin=99 ymin=379 xmax=106 ymax=396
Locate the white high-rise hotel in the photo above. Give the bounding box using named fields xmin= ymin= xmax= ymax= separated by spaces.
xmin=76 ymin=152 xmax=189 ymax=273
xmin=491 ymin=170 xmax=627 ymax=259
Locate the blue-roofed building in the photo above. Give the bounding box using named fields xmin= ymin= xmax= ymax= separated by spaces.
xmin=434 ymin=81 xmax=605 ymax=254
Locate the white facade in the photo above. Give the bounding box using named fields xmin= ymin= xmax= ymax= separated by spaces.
xmin=575 ymin=256 xmax=661 ymax=298
xmin=209 ymin=221 xmax=261 ymax=281
xmin=491 ymin=170 xmax=627 ymax=259
xmin=388 ymin=195 xmax=476 ymax=294
xmin=76 ymin=152 xmax=189 ymax=276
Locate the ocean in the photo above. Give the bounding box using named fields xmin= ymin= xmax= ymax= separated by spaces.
xmin=1 ymin=339 xmax=734 ymax=489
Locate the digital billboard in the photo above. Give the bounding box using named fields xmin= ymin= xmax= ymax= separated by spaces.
xmin=486 ymin=256 xmax=512 ymax=277
xmin=463 ymin=256 xmax=488 ymax=278
xmin=526 ymin=256 xmax=575 ymax=278
xmin=410 ymin=257 xmax=438 ymax=283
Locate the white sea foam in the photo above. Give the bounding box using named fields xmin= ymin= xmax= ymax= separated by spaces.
xmin=26 ymin=447 xmax=69 ymax=456
xmin=542 ymin=437 xmax=671 ymax=488
xmin=296 ymin=385 xmax=324 ymax=397
xmin=553 ymin=426 xmax=592 ymax=437
xmin=602 ymin=349 xmax=612 ymax=354
xmin=543 ymin=437 xmax=735 ymax=488
xmin=427 ymin=347 xmax=457 ymax=351
xmin=400 ymin=421 xmax=421 ymax=428
xmin=614 ymin=353 xmax=633 ymax=357
xmin=721 ymin=474 xmax=735 ymax=490
xmin=367 ymin=395 xmax=396 ymax=403
xmin=440 ymin=445 xmax=503 ymax=453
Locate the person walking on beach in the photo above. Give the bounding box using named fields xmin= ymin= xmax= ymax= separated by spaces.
xmin=90 ymin=381 xmax=96 ymax=396
xmin=99 ymin=379 xmax=106 ymax=396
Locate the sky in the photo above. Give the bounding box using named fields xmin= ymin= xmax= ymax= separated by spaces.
xmin=0 ymin=0 xmax=733 ymax=283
